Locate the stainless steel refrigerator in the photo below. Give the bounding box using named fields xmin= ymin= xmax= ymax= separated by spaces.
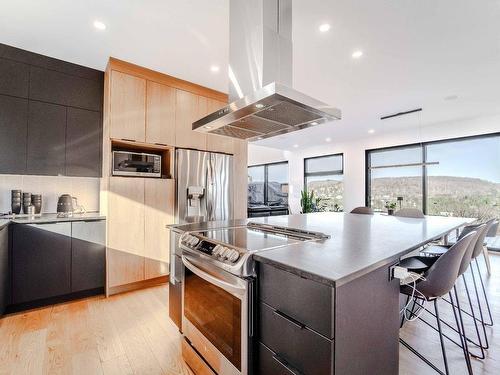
xmin=175 ymin=148 xmax=233 ymax=224
xmin=169 ymin=148 xmax=233 ymax=330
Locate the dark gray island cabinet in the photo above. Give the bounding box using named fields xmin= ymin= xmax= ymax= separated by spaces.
xmin=255 ymin=261 xmax=398 ymax=375
xmin=252 ymin=213 xmax=474 ymax=375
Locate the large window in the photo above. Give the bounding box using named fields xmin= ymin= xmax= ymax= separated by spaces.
xmin=366 ymin=134 xmax=500 ymax=229
xmin=248 ymin=162 xmax=289 ymax=207
xmin=304 ymin=154 xmax=344 ymax=211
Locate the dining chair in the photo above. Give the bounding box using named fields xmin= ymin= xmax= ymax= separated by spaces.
xmin=350 ymin=206 xmax=374 ymax=215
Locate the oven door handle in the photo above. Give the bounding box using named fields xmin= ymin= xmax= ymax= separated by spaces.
xmin=182 ymin=255 xmax=246 ymax=297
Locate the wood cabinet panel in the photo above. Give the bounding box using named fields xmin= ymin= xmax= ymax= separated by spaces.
xmin=107 ymin=177 xmax=145 ymax=287
xmin=144 ymin=178 xmax=175 ymax=279
xmin=175 ymin=90 xmax=205 ymax=150
xmin=0 ymin=95 xmax=28 ymax=174
xmin=66 ymin=107 xmax=102 ymax=177
xmin=109 ymin=71 xmax=146 ymax=142
xmin=206 ymin=99 xmax=233 ymax=154
xmin=146 ymin=81 xmax=175 ymax=145
xmin=27 ymin=101 xmax=66 ymax=175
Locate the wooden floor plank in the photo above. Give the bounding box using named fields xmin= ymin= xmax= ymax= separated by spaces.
xmin=0 ymin=253 xmax=498 ymax=375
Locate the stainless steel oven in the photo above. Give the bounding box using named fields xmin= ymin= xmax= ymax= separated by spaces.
xmin=182 ymin=253 xmax=253 ymax=375
xmin=112 ymin=150 xmax=161 ymax=177
xmin=176 ymin=224 xmax=329 ymax=374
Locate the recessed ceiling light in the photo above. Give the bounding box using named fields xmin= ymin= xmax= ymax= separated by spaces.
xmin=352 ymin=50 xmax=363 ymax=59
xmin=368 ymin=129 xmax=375 ymax=134
xmin=319 ymin=23 xmax=331 ymax=33
xmin=257 ymin=137 xmax=263 ymax=140
xmin=93 ymin=20 xmax=106 ymax=30
xmin=325 ymin=137 xmax=331 ymax=142
xmin=255 ymin=103 xmax=265 ymax=109
xmin=293 ymin=144 xmax=299 ymax=148
xmin=210 ymin=65 xmax=220 ymax=73
xmin=204 ymin=125 xmax=212 ymax=129
xmin=310 ymin=121 xmax=318 ymax=125
xmin=444 ymin=95 xmax=459 ymax=101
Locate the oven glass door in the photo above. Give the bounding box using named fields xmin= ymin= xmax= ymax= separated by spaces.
xmin=184 ymin=261 xmax=243 ymax=370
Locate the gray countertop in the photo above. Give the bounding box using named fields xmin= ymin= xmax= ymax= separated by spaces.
xmin=0 ymin=212 xmax=105 ymax=228
xmin=170 ymin=212 xmax=474 ymax=286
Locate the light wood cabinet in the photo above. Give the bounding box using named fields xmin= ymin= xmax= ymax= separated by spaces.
xmin=146 ymin=81 xmax=175 ymax=145
xmin=107 ymin=176 xmax=145 ymax=287
xmin=207 ymin=99 xmax=234 ymax=154
xmin=109 ymin=71 xmax=146 ymax=141
xmin=144 ymin=178 xmax=175 ymax=279
xmin=175 ymin=90 xmax=206 ymax=150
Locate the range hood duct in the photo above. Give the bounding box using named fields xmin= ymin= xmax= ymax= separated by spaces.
xmin=192 ymin=0 xmax=341 ymax=141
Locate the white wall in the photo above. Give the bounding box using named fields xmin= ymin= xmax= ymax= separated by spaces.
xmin=0 ymin=175 xmax=100 ymax=214
xmin=248 ymin=114 xmax=500 ymax=214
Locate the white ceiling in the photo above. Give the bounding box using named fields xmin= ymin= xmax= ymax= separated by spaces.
xmin=0 ymin=0 xmax=229 ymax=92
xmin=1 ymin=0 xmax=499 ymax=150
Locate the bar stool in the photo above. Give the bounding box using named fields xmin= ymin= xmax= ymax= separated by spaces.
xmin=423 ymin=222 xmax=494 ymax=329
xmin=394 ymin=208 xmax=425 ymax=218
xmin=399 ymin=232 xmax=476 ymax=375
xmin=350 ymin=206 xmax=374 ymax=215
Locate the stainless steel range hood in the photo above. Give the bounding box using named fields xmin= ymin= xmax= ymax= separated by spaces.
xmin=192 ymin=0 xmax=341 ymax=141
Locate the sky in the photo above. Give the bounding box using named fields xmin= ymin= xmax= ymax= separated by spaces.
xmin=371 ymin=136 xmax=500 ymax=183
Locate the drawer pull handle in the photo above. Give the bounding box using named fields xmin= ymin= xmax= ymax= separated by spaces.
xmin=272 ymin=354 xmax=302 ymax=375
xmin=273 ymin=309 xmax=305 ymax=329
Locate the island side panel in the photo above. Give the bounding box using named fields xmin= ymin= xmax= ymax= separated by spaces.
xmin=334 ymin=263 xmax=400 ymax=375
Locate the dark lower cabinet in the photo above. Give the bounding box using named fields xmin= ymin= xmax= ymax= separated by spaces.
xmin=257 ymin=342 xmax=298 ymax=375
xmin=12 ymin=223 xmax=71 ymax=304
xmin=0 ymin=226 xmax=9 ymax=315
xmin=71 ymin=220 xmax=105 ymax=292
xmin=9 ymin=219 xmax=106 ymax=310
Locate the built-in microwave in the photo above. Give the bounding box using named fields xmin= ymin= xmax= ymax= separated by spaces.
xmin=112 ymin=150 xmax=162 ymax=178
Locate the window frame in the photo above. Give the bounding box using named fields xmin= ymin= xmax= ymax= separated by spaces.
xmin=248 ymin=161 xmax=289 ymax=206
xmin=365 ymin=132 xmax=500 ymax=213
xmin=303 ymin=153 xmax=344 ymax=188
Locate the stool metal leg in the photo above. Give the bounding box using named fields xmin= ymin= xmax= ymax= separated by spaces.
xmin=434 ymin=299 xmax=450 ymax=375
xmin=452 ymin=286 xmax=474 ymax=374
xmin=475 ymin=258 xmax=493 ymax=326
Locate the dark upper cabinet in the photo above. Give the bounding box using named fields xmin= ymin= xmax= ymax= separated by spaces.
xmin=27 ymin=101 xmax=67 ymax=175
xmin=29 ymin=66 xmax=103 ymax=111
xmin=0 ymin=44 xmax=103 ymax=177
xmin=71 ymin=220 xmax=106 ymax=292
xmin=0 ymin=225 xmax=9 ymax=315
xmin=0 ymin=95 xmax=28 ymax=174
xmin=0 ymin=59 xmax=29 ymax=97
xmin=11 ymin=223 xmax=72 ymax=304
xmin=66 ymin=108 xmax=102 ymax=177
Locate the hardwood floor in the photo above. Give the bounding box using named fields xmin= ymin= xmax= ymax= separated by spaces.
xmin=0 ymin=253 xmax=499 ymax=375
xmin=0 ymin=286 xmax=193 ymax=375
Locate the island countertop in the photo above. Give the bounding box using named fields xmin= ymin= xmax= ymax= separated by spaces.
xmin=252 ymin=212 xmax=474 ymax=286
xmin=169 ymin=212 xmax=474 ymax=286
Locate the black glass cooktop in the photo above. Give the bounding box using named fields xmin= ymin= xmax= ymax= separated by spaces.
xmin=195 ymin=226 xmax=302 ymax=252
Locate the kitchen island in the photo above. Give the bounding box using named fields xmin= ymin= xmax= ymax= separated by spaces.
xmin=169 ymin=212 xmax=474 ymax=375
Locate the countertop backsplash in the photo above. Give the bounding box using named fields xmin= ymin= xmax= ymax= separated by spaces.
xmin=0 ymin=174 xmax=100 ymax=214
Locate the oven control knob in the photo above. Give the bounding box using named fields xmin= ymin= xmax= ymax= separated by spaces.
xmin=181 ymin=233 xmax=190 ymax=244
xmin=213 ymin=245 xmax=223 ymax=256
xmin=229 ymin=250 xmax=240 ymax=262
xmin=190 ymin=237 xmax=200 ymax=246
xmin=221 ymin=247 xmax=231 ymax=259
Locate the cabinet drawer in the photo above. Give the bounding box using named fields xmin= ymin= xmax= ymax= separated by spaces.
xmin=257 ymin=342 xmax=301 ymax=375
xmin=259 ymin=302 xmax=333 ymax=375
xmin=259 ymin=262 xmax=334 ymax=338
